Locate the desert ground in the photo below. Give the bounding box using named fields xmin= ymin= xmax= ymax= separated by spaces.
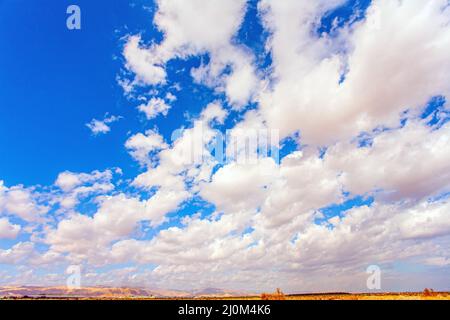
xmin=0 ymin=287 xmax=449 ymax=300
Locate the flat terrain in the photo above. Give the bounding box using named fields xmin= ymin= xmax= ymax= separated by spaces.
xmin=2 ymin=293 xmax=450 ymax=300
xmin=1 ymin=286 xmax=449 ymax=300
xmin=283 ymin=292 xmax=450 ymax=300
xmin=197 ymin=292 xmax=450 ymax=300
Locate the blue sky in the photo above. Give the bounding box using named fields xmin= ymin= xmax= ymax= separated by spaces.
xmin=0 ymin=0 xmax=368 ymax=185
xmin=0 ymin=0 xmax=158 ymax=186
xmin=1 ymin=0 xmax=450 ymax=293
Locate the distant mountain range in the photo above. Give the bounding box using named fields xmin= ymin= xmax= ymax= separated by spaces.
xmin=0 ymin=286 xmax=249 ymax=298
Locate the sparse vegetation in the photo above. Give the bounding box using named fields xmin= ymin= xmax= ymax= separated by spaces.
xmin=261 ymin=288 xmax=286 ymax=300
xmin=423 ymin=288 xmax=437 ymax=297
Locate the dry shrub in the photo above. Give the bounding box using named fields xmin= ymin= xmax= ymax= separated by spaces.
xmin=261 ymin=288 xmax=286 ymax=300
xmin=423 ymin=288 xmax=437 ymax=297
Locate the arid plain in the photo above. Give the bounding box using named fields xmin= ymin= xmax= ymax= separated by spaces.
xmin=1 ymin=287 xmax=449 ymax=300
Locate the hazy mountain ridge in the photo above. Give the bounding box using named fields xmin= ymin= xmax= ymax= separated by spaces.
xmin=0 ymin=286 xmax=247 ymax=298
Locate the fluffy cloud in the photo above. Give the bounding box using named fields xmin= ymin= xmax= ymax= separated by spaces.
xmin=53 ymin=169 xmax=116 ymax=210
xmin=43 ymin=103 xmax=230 ymax=264
xmin=123 ymin=35 xmax=167 ymax=86
xmin=125 ymin=130 xmax=168 ymax=166
xmin=257 ymin=0 xmax=450 ymax=144
xmin=86 ymin=114 xmax=122 ymax=135
xmin=105 ymin=198 xmax=450 ymax=292
xmin=46 ymin=189 xmax=190 ymax=264
xmin=122 ymin=0 xmax=258 ymax=108
xmin=55 ymin=170 xmax=113 ymax=192
xmin=46 ymin=194 xmax=146 ymax=263
xmin=132 ymin=102 xmax=227 ymax=190
xmin=325 ymin=119 xmax=450 ymax=201
xmin=260 ymin=151 xmax=342 ymax=228
xmin=200 ymin=158 xmax=278 ymax=212
xmin=138 ymin=97 xmax=171 ymax=119
xmin=0 ymin=181 xmax=48 ymax=222
xmin=154 ymin=0 xmax=247 ymax=53
xmin=0 ymin=218 xmax=21 ymax=239
xmin=191 ymin=45 xmax=259 ymax=108
xmin=0 ymin=242 xmax=35 ymax=264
